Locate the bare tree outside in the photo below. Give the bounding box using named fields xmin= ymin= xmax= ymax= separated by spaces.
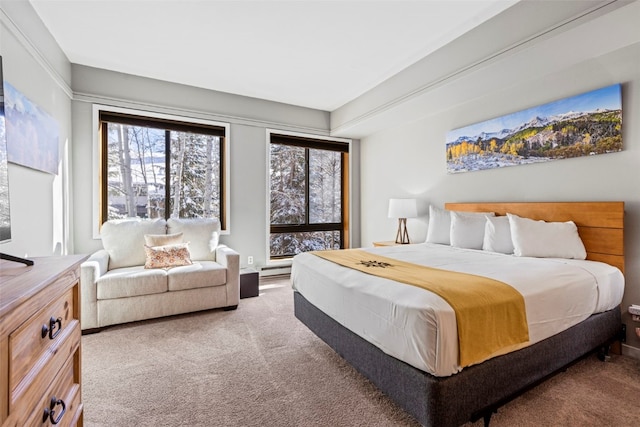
xmin=117 ymin=124 xmax=136 ymax=216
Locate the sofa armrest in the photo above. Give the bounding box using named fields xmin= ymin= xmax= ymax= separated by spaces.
xmin=216 ymin=245 xmax=240 ymax=306
xmin=80 ymin=249 xmax=109 ymax=330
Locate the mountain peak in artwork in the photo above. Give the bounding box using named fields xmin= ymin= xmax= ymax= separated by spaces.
xmin=454 ymin=128 xmax=512 ymax=144
xmin=527 ymin=116 xmax=548 ymax=127
xmin=451 ymin=109 xmax=617 ymax=146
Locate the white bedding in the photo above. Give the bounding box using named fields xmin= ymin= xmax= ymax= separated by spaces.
xmin=290 ymin=243 xmax=624 ymax=377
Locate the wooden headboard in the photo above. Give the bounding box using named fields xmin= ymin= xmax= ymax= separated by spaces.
xmin=445 ymin=202 xmax=625 ymax=273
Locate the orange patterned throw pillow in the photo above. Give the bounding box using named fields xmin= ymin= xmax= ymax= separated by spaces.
xmin=144 ymin=243 xmax=193 ymax=269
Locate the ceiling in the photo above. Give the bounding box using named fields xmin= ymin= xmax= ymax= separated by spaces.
xmin=29 ymin=0 xmax=519 ymax=111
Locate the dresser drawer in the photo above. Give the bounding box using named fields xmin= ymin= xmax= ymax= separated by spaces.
xmin=9 ymin=320 xmax=80 ymax=412
xmin=22 ymin=356 xmax=81 ymax=427
xmin=9 ymin=287 xmax=76 ymax=392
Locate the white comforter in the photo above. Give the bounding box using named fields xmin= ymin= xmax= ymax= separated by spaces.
xmin=291 ymin=243 xmax=624 ymax=377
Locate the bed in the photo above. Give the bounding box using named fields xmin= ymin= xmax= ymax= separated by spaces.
xmin=291 ymin=202 xmax=625 ymax=427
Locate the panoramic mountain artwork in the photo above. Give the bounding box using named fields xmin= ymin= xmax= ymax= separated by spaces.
xmin=446 ymin=84 xmax=622 ymax=173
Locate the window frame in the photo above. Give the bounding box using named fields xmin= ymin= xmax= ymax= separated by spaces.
xmin=266 ymin=129 xmax=351 ymax=264
xmin=92 ymin=105 xmax=230 ymax=237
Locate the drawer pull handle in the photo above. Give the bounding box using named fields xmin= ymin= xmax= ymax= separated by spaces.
xmin=42 ymin=396 xmax=66 ymax=424
xmin=41 ymin=317 xmax=63 ymax=340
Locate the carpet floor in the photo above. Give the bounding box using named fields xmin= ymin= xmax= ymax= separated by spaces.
xmin=82 ymin=276 xmax=640 ymax=427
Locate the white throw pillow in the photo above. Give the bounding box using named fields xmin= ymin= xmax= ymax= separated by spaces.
xmin=450 ymin=212 xmax=490 ymax=250
xmin=483 ymin=216 xmax=514 ymax=254
xmin=167 ymin=218 xmax=220 ymax=261
xmin=426 ymin=205 xmax=495 ymax=245
xmin=101 ymin=218 xmax=167 ymax=269
xmin=507 ymin=213 xmax=587 ymax=259
xmin=426 ymin=206 xmax=451 ymax=244
xmin=144 ymin=232 xmax=183 ymax=247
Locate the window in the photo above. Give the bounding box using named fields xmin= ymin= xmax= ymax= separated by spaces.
xmin=269 ymin=133 xmax=349 ymax=259
xmin=99 ymin=111 xmax=227 ymax=228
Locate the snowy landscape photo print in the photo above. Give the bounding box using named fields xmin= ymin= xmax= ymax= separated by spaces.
xmin=446 ymin=84 xmax=622 ymax=173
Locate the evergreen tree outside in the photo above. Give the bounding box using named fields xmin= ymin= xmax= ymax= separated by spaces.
xmin=269 ymin=141 xmax=345 ymax=258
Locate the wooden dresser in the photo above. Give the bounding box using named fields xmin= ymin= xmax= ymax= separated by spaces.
xmin=0 ymin=255 xmax=87 ymax=427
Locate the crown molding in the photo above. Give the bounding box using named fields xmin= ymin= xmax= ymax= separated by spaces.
xmin=0 ymin=7 xmax=73 ymax=99
xmin=73 ymin=91 xmax=331 ymax=135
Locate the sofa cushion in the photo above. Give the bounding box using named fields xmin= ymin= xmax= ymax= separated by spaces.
xmin=97 ymin=266 xmax=168 ymax=300
xmin=101 ymin=218 xmax=167 ymax=269
xmin=167 ymin=261 xmax=227 ymax=291
xmin=167 ymin=218 xmax=219 ymax=261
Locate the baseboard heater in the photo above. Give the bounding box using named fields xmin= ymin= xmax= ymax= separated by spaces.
xmin=259 ymin=265 xmax=291 ymax=276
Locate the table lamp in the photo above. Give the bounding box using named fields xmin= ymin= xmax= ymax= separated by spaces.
xmin=388 ymin=198 xmax=417 ymax=244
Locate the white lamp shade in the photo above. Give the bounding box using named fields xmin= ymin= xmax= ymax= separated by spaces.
xmin=388 ymin=198 xmax=418 ymax=219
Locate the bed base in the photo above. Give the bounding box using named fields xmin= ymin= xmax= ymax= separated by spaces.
xmin=294 ymin=291 xmax=621 ymax=427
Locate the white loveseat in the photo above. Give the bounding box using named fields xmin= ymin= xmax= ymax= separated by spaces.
xmin=80 ymin=217 xmax=239 ymax=331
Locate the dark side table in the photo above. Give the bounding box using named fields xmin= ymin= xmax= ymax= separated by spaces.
xmin=240 ymin=268 xmax=259 ymax=298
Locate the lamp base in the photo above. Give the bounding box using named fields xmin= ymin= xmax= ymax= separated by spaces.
xmin=394 ymin=218 xmax=411 ymax=244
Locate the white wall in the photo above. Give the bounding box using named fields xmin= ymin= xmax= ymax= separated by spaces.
xmin=355 ymin=2 xmax=640 ymax=354
xmin=0 ymin=0 xmax=72 ymax=258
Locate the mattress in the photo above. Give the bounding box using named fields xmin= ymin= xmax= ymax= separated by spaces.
xmin=290 ymin=243 xmax=624 ymax=377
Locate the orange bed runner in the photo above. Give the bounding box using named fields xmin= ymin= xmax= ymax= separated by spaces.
xmin=312 ymin=249 xmax=529 ymax=367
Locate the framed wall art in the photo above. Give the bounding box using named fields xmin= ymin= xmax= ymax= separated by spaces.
xmin=4 ymin=81 xmax=60 ymax=175
xmin=446 ymin=84 xmax=622 ymax=174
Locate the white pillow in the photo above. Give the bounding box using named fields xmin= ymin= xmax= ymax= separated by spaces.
xmin=483 ymin=216 xmax=514 ymax=254
xmin=167 ymin=218 xmax=220 ymax=261
xmin=507 ymin=213 xmax=586 ymax=259
xmin=144 ymin=232 xmax=183 ymax=247
xmin=426 ymin=206 xmax=452 ymax=244
xmin=450 ymin=212 xmax=490 ymax=250
xmin=101 ymin=218 xmax=167 ymax=269
xmin=426 ymin=205 xmax=495 ymax=245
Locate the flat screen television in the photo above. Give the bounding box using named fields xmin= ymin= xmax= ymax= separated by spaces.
xmin=0 ymin=56 xmax=33 ymax=265
xmin=0 ymin=55 xmax=10 ymax=243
